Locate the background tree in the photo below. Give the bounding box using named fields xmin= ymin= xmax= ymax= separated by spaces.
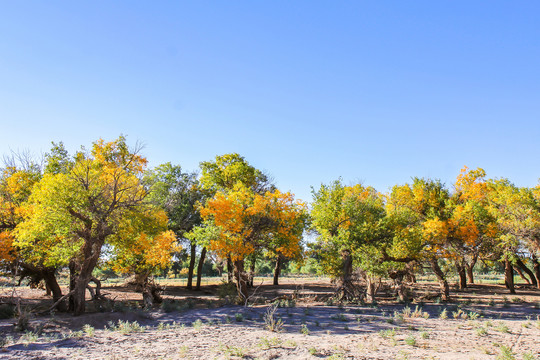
xmin=145 ymin=162 xmax=205 ymax=290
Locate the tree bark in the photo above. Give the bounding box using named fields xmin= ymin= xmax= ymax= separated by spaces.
xmin=227 ymin=256 xmax=233 ymax=283
xmin=430 ymin=258 xmax=449 ymax=301
xmin=465 ymin=254 xmax=477 ymax=284
xmin=456 ymin=263 xmax=467 ymax=289
xmin=515 ymin=265 xmax=531 ymax=284
xmin=233 ymin=259 xmax=248 ymax=301
xmin=248 ymin=257 xmax=256 ymax=288
xmin=365 ymin=276 xmax=378 ymax=304
xmin=336 ymin=249 xmax=360 ymax=301
xmin=195 ymin=247 xmax=207 ymax=290
xmin=273 ymin=255 xmax=282 ymax=286
xmin=466 ymin=265 xmax=474 ymax=284
xmin=69 ymin=233 xmax=107 ymax=315
xmin=532 ymin=256 xmax=540 ymax=289
xmin=186 ymin=242 xmax=196 ymax=290
xmin=42 ymin=269 xmax=63 ymax=302
xmin=515 ymin=258 xmax=537 ymax=287
xmin=504 ymin=259 xmax=516 ymax=294
xmin=68 ymin=261 xmax=77 ymax=312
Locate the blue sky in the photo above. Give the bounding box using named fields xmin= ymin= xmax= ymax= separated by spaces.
xmin=1 ymin=2 xmax=539 ymax=202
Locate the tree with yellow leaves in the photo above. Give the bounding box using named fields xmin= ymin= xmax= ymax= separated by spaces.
xmin=447 ymin=167 xmax=497 ymax=288
xmin=199 ymin=183 xmax=306 ymax=300
xmin=311 ymin=180 xmax=387 ymax=301
xmin=386 ymin=177 xmax=452 ymax=300
xmin=16 ymin=136 xmax=176 ymax=314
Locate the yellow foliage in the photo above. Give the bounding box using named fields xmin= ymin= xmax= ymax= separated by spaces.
xmin=0 ymin=231 xmax=15 ymax=262
xmin=200 ymin=185 xmax=305 ymax=261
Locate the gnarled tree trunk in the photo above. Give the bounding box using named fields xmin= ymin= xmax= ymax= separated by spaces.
xmin=233 ymin=259 xmax=248 ymax=301
xmin=336 ymin=249 xmax=360 ymax=301
xmin=430 ymin=258 xmax=449 ymax=301
xmin=456 ymin=262 xmax=467 ymax=289
xmin=532 ymin=255 xmax=540 ymax=289
xmin=515 ymin=258 xmax=537 ymax=287
xmin=69 ymin=232 xmax=108 ymax=316
xmin=365 ymin=276 xmax=379 ymax=304
xmin=504 ymin=259 xmax=516 ymax=294
xmin=465 ymin=254 xmax=477 ymax=284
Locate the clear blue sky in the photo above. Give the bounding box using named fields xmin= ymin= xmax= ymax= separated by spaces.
xmin=1 ymin=2 xmax=539 ymax=202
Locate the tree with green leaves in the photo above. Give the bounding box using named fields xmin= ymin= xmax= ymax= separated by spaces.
xmin=310 ymin=180 xmax=387 ymax=301
xmin=145 ymin=162 xmax=206 ymax=290
xmin=15 ymin=137 xmax=175 ymax=314
xmin=386 ymin=178 xmax=452 ymax=301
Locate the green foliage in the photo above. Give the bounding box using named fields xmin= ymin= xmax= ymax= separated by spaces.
xmin=82 ymin=324 xmax=95 ymax=337
xmin=495 ymin=345 xmax=516 ymax=360
xmin=404 ymin=335 xmax=416 ymax=346
xmin=199 ymin=153 xmax=272 ymax=194
xmin=145 ymin=162 xmax=204 ymax=238
xmin=311 ymin=179 xmax=388 ymax=279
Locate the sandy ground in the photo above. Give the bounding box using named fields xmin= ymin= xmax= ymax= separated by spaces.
xmin=1 ymin=302 xmax=539 ymax=359
xmin=1 ymin=279 xmax=540 ymax=359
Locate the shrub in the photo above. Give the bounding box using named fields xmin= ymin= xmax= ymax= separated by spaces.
xmin=82 ymin=324 xmax=95 ymax=337
xmin=439 ymin=308 xmax=448 ymax=320
xmin=405 ymin=335 xmax=416 ymax=347
xmin=264 ymin=304 xmax=284 ymax=332
xmin=192 ymin=319 xmax=203 ymax=330
xmin=217 ymin=280 xmax=237 ymax=303
xmin=496 ymin=345 xmax=515 ymax=360
xmin=379 ymin=328 xmax=396 ymax=339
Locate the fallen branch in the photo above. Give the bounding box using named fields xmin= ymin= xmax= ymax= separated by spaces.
xmin=40 ymin=290 xmax=74 ymax=315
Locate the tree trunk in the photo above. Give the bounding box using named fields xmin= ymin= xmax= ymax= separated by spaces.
xmin=515 ymin=258 xmax=537 ymax=287
xmin=248 ymin=257 xmax=256 ymax=288
xmin=365 ymin=276 xmax=378 ymax=304
xmin=42 ymin=270 xmax=62 ymax=302
xmin=465 ymin=254 xmax=477 ymax=284
xmin=68 ymin=261 xmax=77 ymax=312
xmin=337 ymin=249 xmax=359 ymax=301
xmin=72 ymin=279 xmax=88 ymax=316
xmin=186 ymin=242 xmax=196 ymax=290
xmin=532 ymin=256 xmax=540 ymax=289
xmin=456 ymin=263 xmax=467 ymax=289
xmin=430 ymin=258 xmax=449 ymax=301
xmin=69 ymin=234 xmax=107 ymax=315
xmin=195 ymin=247 xmax=207 ymax=290
xmin=233 ymin=259 xmax=248 ymax=301
xmin=466 ymin=265 xmax=474 ymax=284
xmin=227 ymin=256 xmax=233 ymax=283
xmin=273 ymin=255 xmax=282 ymax=286
xmin=504 ymin=259 xmax=516 ymax=294
xmin=515 ymin=265 xmax=531 ymax=284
